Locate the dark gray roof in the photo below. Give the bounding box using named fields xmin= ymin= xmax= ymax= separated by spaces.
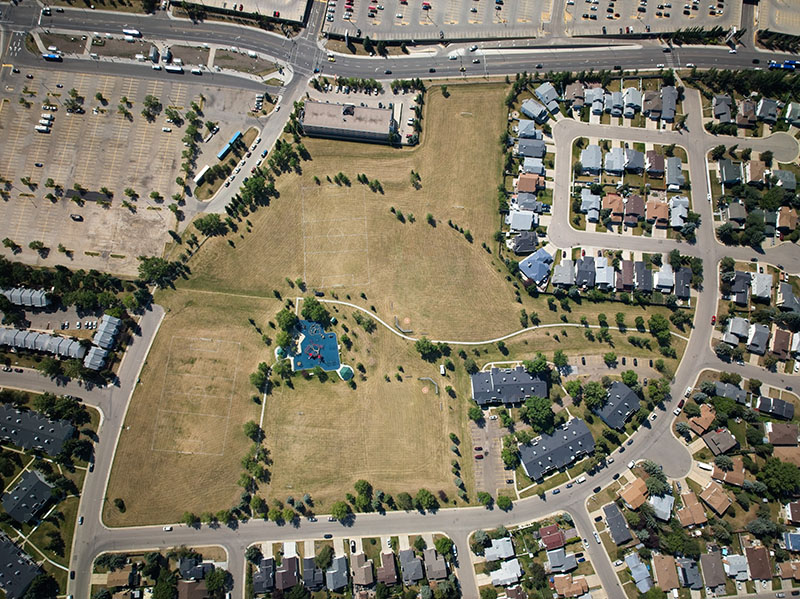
xmin=517 ymin=139 xmax=546 ymax=159
xmin=2 ymin=470 xmax=53 ymax=524
xmin=178 ymin=557 xmax=213 ymax=581
xmin=0 ymin=405 xmax=74 ymax=457
xmin=757 ymin=97 xmax=778 ymax=122
xmin=666 ymin=156 xmax=685 ymax=188
xmin=702 ymin=429 xmax=738 ymax=455
xmin=634 ymin=261 xmax=653 ymax=292
xmin=576 ymin=257 xmax=596 ymax=288
xmin=326 ymin=555 xmax=348 ymax=591
xmin=0 ymin=532 xmax=40 ymax=599
xmin=510 ymin=231 xmax=537 ymax=254
xmin=757 ymin=396 xmax=795 ymax=420
xmin=773 ymin=169 xmax=797 ymax=191
xmin=398 ymin=550 xmax=423 ymax=585
xmin=603 ymin=503 xmax=632 ymax=545
xmin=718 ymin=159 xmax=741 ymax=185
xmin=714 ymin=382 xmax=746 ymax=404
xmin=713 ymin=95 xmax=732 ymax=122
xmin=594 ymin=382 xmax=640 ymax=430
xmin=302 ymin=557 xmax=324 ymax=590
xmin=747 ymin=323 xmax=770 ymax=355
xmin=471 ymin=366 xmax=548 ymax=406
xmin=661 ymin=86 xmax=678 ymax=121
xmin=519 ymin=418 xmax=595 ymax=482
xmin=253 ymin=558 xmax=275 ymax=594
xmin=675 ymin=267 xmax=691 ymax=300
xmin=625 ymin=149 xmax=645 ymax=172
xmin=700 ymin=552 xmax=726 ymax=590
xmin=677 ymin=558 xmax=702 ymax=590
xmin=779 ymin=282 xmax=800 ymax=313
xmin=731 ymin=271 xmax=751 ymax=305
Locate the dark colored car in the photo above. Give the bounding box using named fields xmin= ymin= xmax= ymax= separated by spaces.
xmin=593 ymin=486 xmax=601 ymax=493
xmin=324 ymin=533 xmax=333 ymax=539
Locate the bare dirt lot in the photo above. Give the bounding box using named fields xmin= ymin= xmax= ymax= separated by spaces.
xmin=214 ymin=49 xmax=278 ymax=77
xmin=170 ymin=45 xmax=211 ymax=69
xmin=0 ymin=68 xmax=257 ymax=275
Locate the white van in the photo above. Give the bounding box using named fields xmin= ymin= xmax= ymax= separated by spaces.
xmin=698 ymin=462 xmax=713 ymax=471
xmin=576 ymin=476 xmax=586 ymax=484
xmin=191 ymin=68 xmax=202 ymax=75
xmin=439 ymin=364 xmax=446 ymax=376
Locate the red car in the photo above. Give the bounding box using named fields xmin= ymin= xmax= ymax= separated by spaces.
xmin=474 ymin=446 xmax=483 ymax=451
xmin=475 ymin=454 xmax=484 ymax=460
xmin=711 ymin=315 xmax=716 ymax=325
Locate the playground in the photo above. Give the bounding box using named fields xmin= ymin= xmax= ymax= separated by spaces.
xmin=291 ymin=319 xmax=341 ymax=372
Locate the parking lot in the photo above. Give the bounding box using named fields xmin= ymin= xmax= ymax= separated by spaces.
xmin=760 ymin=0 xmax=800 ymax=37
xmin=0 ymin=67 xmax=256 ymax=275
xmin=469 ymin=415 xmax=515 ymax=496
xmin=564 ymin=0 xmax=741 ymax=35
xmin=322 ymin=0 xmax=546 ymax=42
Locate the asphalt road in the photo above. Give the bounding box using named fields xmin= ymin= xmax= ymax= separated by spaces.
xmin=2 ymin=2 xmax=800 ymax=597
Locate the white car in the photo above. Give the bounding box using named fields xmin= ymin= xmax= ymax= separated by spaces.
xmin=396 ymin=12 xmax=403 ymax=17
xmin=728 ymin=48 xmax=736 ymax=53
xmin=593 ymin=532 xmax=600 ymax=544
xmin=163 ymin=526 xmax=172 ymax=531
xmin=152 ymin=64 xmax=162 ymax=70
xmin=650 ymin=413 xmax=657 ymax=421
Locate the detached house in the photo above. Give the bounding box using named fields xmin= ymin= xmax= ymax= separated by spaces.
xmin=727 ymin=202 xmax=747 ymax=229
xmin=604 ymin=147 xmax=625 ymax=175
xmin=585 ymin=87 xmax=605 ymax=115
xmin=661 ymin=86 xmax=678 ymax=122
xmin=606 ymin=91 xmax=624 ymax=117
xmin=646 ymin=199 xmax=670 ymax=228
xmin=580 ymin=144 xmax=602 ymax=175
xmin=565 ymin=82 xmax=585 ymax=110
xmin=516 ymin=119 xmax=543 ymax=139
xmin=624 ymin=194 xmax=645 ymax=227
xmin=756 ymin=97 xmax=779 ymax=124
xmin=669 ymin=196 xmax=690 ymax=228
xmin=774 ymin=169 xmax=797 ymax=191
xmin=580 ymin=188 xmax=601 ymax=222
xmin=625 ymin=149 xmax=645 ymax=173
xmin=666 ymin=157 xmax=685 ymax=190
xmin=535 ymin=82 xmax=560 ymax=113
xmin=623 ymin=87 xmax=642 ymax=118
xmin=602 ymin=193 xmax=624 ymax=225
xmin=718 ymin=158 xmax=742 ymax=185
xmin=713 ymin=94 xmax=732 ymax=123
xmin=643 ymin=90 xmax=662 ymax=120
xmin=786 ymin=101 xmax=800 ymax=126
xmin=737 ymin=99 xmax=757 ymax=128
xmin=646 ymin=151 xmax=664 ymax=177
xmin=616 ymin=260 xmax=634 ymax=291
xmin=520 ymin=98 xmax=549 ymax=124
xmin=746 ymin=159 xmax=766 ymax=186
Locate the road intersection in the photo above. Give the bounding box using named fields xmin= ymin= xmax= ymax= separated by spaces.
xmin=1 ymin=1 xmax=800 ymax=597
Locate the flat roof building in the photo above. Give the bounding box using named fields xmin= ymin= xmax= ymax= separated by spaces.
xmin=302 ymin=101 xmax=394 ymax=144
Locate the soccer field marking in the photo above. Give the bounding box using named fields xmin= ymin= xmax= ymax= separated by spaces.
xmin=150 ymin=336 xmax=241 ymax=455
xmin=300 ymin=186 xmax=371 ymax=288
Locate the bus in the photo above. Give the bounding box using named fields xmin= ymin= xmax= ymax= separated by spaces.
xmin=34 ymin=125 xmax=51 ymax=133
xmin=41 ymin=53 xmax=62 ymax=61
xmin=122 ymin=28 xmax=142 ymax=37
xmin=164 ymin=64 xmax=184 ymax=73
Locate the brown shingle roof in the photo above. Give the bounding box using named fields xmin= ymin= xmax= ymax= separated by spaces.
xmin=540 ymin=524 xmax=566 ymax=550
xmin=745 ymin=546 xmax=772 ymax=581
xmin=779 ymin=206 xmax=798 ymax=232
xmin=619 ymin=477 xmax=648 ymax=510
xmin=517 ymin=173 xmax=544 ymax=193
xmin=376 ymin=552 xmax=397 ymax=585
xmin=767 ymin=422 xmax=799 ymax=446
xmin=676 ymin=492 xmax=707 ymax=527
xmin=653 ymin=554 xmax=679 ymax=591
xmin=711 ymin=455 xmax=746 ymax=487
xmin=689 ymin=404 xmax=716 ymax=436
xmin=775 ymin=446 xmax=800 ymax=467
xmin=779 ymin=561 xmax=800 ymax=580
xmin=646 ymin=199 xmax=669 ymax=227
xmin=553 ymin=574 xmax=589 ymax=597
xmin=646 ymin=151 xmax=664 ymax=175
xmin=702 ymin=428 xmax=738 ymax=455
xmin=700 ymin=481 xmax=732 ymax=515
xmin=773 ymin=328 xmax=792 ymax=360
xmin=624 ymin=194 xmax=645 ymax=225
xmin=177 ymin=581 xmax=209 ymax=599
xmin=747 ymin=159 xmax=766 ymax=184
xmin=603 ymin=193 xmax=624 ymax=223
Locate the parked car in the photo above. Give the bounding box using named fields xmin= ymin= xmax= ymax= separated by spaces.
xmin=475 ymin=454 xmax=484 ymax=460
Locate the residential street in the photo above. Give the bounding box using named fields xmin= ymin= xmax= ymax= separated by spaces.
xmin=2 ymin=1 xmax=800 ymax=597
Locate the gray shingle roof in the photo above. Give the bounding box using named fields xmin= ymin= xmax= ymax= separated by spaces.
xmin=747 ymin=323 xmax=770 ymax=355
xmin=677 ymin=558 xmax=702 ymax=590
xmin=93 ymin=314 xmax=122 ymax=350
xmin=253 ymin=558 xmax=275 ymax=594
xmin=661 ymin=86 xmax=678 ymax=121
xmin=516 ymin=139 xmax=546 ymax=158
xmin=302 ymin=557 xmax=324 ymax=590
xmin=718 ymin=159 xmax=742 ymax=185
xmin=0 ymin=532 xmax=40 ymax=599
xmin=522 ymin=157 xmax=545 ymax=175
xmin=580 ymin=145 xmax=602 ymax=173
xmin=519 ymin=418 xmax=595 ymax=482
xmin=604 ymin=147 xmax=625 ymax=174
xmin=0 ymin=328 xmax=86 ymax=361
xmin=398 ymin=550 xmax=423 ymax=585
xmin=519 ymin=248 xmax=553 ymax=286
xmin=714 ymin=381 xmax=747 ymax=404
xmin=422 ymin=549 xmax=448 ymax=580
xmin=576 ymin=257 xmax=595 ymax=287
xmin=1 ymin=470 xmax=53 ymax=523
xmin=471 ymin=366 xmax=548 ymax=406
xmin=0 ymin=405 xmax=74 ymax=457
xmin=675 ymin=267 xmax=691 ymax=299
xmin=757 ymin=396 xmax=794 ymax=420
xmin=325 ymin=555 xmax=348 ymax=591
xmin=551 ymin=260 xmax=575 ymax=287
xmin=634 ymin=261 xmax=653 ymax=292
xmin=773 ymin=169 xmax=797 ymax=191
xmin=84 ymin=346 xmax=108 ymax=371
xmin=756 ymin=98 xmax=778 ymax=123
xmin=666 ymin=157 xmax=685 ymax=188
xmin=520 ymin=98 xmax=549 ymax=123
xmin=625 ymin=149 xmax=644 ymax=173
xmin=516 ymin=119 xmax=542 ymax=139
xmin=0 ymin=288 xmax=49 ymax=308
xmin=700 ymin=552 xmax=726 ymax=590
xmin=595 ymin=382 xmax=640 ymax=430
xmin=546 ymin=548 xmax=577 ymax=573
xmin=603 ymin=503 xmax=632 ymax=545
xmin=626 ymin=553 xmax=653 ymax=593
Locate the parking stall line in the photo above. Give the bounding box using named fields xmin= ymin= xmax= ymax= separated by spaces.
xmin=516 ymin=0 xmax=535 ymax=23
xmin=444 ymin=0 xmax=461 ymax=24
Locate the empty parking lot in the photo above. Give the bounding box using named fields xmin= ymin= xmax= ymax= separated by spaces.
xmin=0 ymin=67 xmax=256 ymax=274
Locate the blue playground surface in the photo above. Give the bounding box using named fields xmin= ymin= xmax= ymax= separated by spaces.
xmin=290 ymin=319 xmax=341 ymax=372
